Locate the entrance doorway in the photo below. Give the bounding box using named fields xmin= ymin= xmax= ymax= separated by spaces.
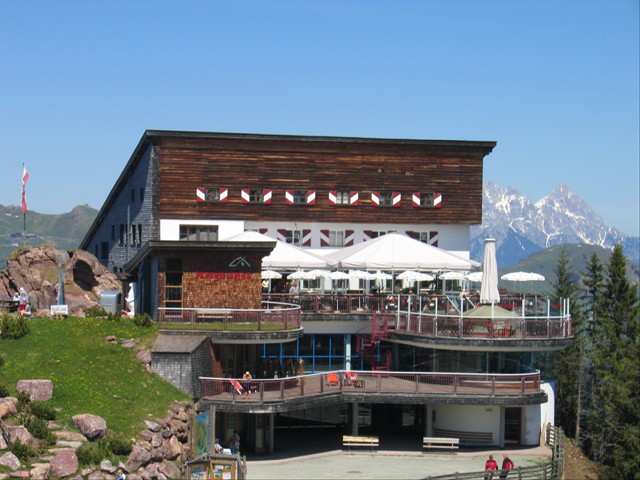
xmin=504 ymin=407 xmax=521 ymax=445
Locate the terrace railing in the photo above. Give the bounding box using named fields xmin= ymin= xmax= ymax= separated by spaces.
xmin=157 ymin=301 xmax=301 ymax=331
xmin=200 ymin=370 xmax=542 ymax=403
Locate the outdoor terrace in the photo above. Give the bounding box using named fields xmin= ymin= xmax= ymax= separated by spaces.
xmin=199 ymin=369 xmax=546 ymax=413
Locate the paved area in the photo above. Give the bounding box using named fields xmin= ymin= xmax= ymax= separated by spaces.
xmin=244 ymin=431 xmax=552 ymax=479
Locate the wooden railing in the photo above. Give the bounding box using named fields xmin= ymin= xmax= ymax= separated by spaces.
xmin=158 ymin=301 xmax=301 ymax=331
xmin=200 ymin=370 xmax=542 ymax=403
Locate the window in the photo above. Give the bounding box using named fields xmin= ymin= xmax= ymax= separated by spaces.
xmin=131 ymin=224 xmax=137 ymax=245
xmin=416 ymin=232 xmax=430 ymax=244
xmin=119 ymin=224 xmax=125 ymax=246
xmin=284 ymin=229 xmax=302 ymax=246
xmin=378 ymin=191 xmax=395 ymax=207
xmin=137 ymin=224 xmax=142 ymax=245
xmin=291 ymin=191 xmax=306 ymax=204
xmin=413 ymin=192 xmax=442 ymax=208
xmin=111 ymin=225 xmax=115 ymax=241
xmin=369 ymin=231 xmax=387 ymax=239
xmin=140 ymin=188 xmax=145 ymax=202
xmin=165 ymin=258 xmax=183 ymax=309
xmin=100 ymin=242 xmax=109 ymax=262
xmin=131 ymin=189 xmax=135 ymax=202
xmin=334 ymin=191 xmax=350 ymax=205
xmin=179 ymin=225 xmax=218 ymax=241
xmin=328 ymin=230 xmax=345 ymax=247
xmin=206 ymin=187 xmax=222 ymax=202
xmin=249 ymin=189 xmax=264 ymax=203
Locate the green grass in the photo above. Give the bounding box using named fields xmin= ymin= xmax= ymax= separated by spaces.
xmin=0 ymin=316 xmax=189 ymax=438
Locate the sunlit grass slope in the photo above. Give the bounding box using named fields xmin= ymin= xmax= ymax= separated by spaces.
xmin=0 ymin=317 xmax=189 ymax=438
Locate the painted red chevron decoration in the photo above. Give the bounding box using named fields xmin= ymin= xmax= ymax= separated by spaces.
xmin=196 ymin=187 xmax=205 ymax=203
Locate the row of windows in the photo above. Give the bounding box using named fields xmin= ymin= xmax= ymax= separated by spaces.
xmin=111 ymin=224 xmax=143 ymax=246
xmin=131 ymin=188 xmax=145 ymax=203
xmin=199 ymin=187 xmax=441 ymax=208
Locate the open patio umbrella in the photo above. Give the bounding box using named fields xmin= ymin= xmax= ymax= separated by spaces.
xmin=397 ymin=270 xmax=435 ymax=282
xmin=479 ymin=238 xmax=500 ymax=305
xmin=261 ymin=269 xmax=282 ymax=280
xmin=465 ymin=271 xmax=483 ymax=283
xmin=500 ymin=271 xmax=545 ymax=293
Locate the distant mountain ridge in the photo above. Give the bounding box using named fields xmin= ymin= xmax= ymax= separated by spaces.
xmin=471 ymin=182 xmax=640 ymax=267
xmin=0 ymin=204 xmax=98 ymax=263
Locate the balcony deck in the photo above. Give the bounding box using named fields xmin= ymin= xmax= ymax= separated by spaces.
xmin=200 ymin=370 xmax=546 ymax=412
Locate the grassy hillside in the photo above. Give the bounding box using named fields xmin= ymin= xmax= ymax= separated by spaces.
xmin=0 ymin=204 xmax=98 ymax=264
xmin=0 ymin=316 xmax=189 ymax=438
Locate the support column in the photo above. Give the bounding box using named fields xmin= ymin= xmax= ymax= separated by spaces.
xmin=351 ymin=402 xmax=359 ymax=436
xmin=268 ymin=413 xmax=274 ymax=455
xmin=345 ymin=335 xmax=352 ymax=370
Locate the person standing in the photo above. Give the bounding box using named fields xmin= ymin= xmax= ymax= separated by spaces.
xmin=242 ymin=371 xmax=253 ymax=399
xmin=17 ymin=287 xmax=29 ymax=316
xmin=229 ymin=430 xmax=240 ymax=455
xmin=484 ymin=455 xmax=499 ymax=479
xmin=500 ymin=454 xmax=514 ymax=479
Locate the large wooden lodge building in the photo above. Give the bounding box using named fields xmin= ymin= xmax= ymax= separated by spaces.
xmin=80 ymin=130 xmax=570 ymax=455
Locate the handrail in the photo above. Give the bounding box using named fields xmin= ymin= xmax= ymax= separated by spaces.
xmin=200 ymin=369 xmax=543 ymax=403
xmin=158 ymin=301 xmax=302 ymax=330
xmin=422 ymin=425 xmax=564 ymax=480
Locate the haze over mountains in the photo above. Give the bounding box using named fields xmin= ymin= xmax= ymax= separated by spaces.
xmin=1 ymin=182 xmax=639 ymax=272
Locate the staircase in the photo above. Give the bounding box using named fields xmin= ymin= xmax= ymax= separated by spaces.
xmin=356 ymin=312 xmax=394 ymax=370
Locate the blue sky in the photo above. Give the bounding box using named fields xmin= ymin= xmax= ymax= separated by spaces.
xmin=1 ymin=0 xmax=638 ymax=236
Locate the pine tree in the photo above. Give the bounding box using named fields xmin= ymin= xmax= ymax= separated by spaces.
xmin=579 ymin=252 xmax=605 ymax=453
xmin=551 ymin=245 xmax=582 ymax=437
xmin=590 ymin=245 xmax=640 ymax=479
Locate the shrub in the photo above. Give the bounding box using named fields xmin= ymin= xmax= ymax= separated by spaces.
xmin=105 ymin=433 xmax=133 ymax=456
xmin=23 ymin=414 xmax=55 ymax=445
xmin=0 ymin=352 xmax=5 ymax=367
xmin=30 ymin=401 xmax=57 ymax=421
xmin=133 ymin=313 xmax=153 ymax=328
xmin=85 ymin=306 xmax=108 ymax=318
xmin=16 ymin=391 xmax=31 ymax=412
xmin=9 ymin=440 xmax=35 ymax=460
xmin=0 ymin=384 xmax=9 ymax=397
xmin=76 ymin=441 xmax=106 ymax=466
xmin=0 ymin=313 xmax=30 ymax=339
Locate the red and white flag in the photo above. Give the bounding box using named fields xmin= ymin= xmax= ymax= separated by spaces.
xmin=21 ymin=164 xmax=29 ymax=213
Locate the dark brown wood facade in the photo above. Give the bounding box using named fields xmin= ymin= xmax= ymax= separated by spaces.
xmin=153 ymin=132 xmax=495 ymax=225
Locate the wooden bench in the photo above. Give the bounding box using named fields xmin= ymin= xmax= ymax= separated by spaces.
xmin=342 ymin=435 xmax=379 ymax=452
xmin=423 ymin=437 xmax=459 ymax=453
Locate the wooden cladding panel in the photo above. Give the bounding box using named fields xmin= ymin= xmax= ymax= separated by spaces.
xmin=156 ymin=136 xmax=486 ymax=224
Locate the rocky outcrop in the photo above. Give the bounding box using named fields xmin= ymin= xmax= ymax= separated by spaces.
xmin=71 ymin=414 xmax=107 ymax=441
xmin=0 ymin=399 xmax=197 ymax=479
xmin=0 ymin=245 xmax=121 ymax=316
xmin=16 ymin=379 xmax=53 ymax=402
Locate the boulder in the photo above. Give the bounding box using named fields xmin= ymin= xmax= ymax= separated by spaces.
xmin=0 ymin=451 xmax=20 ymax=470
xmin=124 ymin=444 xmax=151 ymax=472
xmin=50 ymin=449 xmax=78 ymax=478
xmin=8 ymin=426 xmax=36 ymax=447
xmin=0 ymin=398 xmax=17 ymax=419
xmin=29 ymin=462 xmax=50 ymax=480
xmin=71 ymin=414 xmax=107 ymax=440
xmin=16 ymin=380 xmax=53 ymax=402
xmin=158 ymin=459 xmax=182 ymax=480
xmin=0 ymin=246 xmax=121 ymax=316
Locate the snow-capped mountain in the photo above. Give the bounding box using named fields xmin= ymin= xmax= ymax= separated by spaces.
xmin=470 ymin=182 xmax=640 ymax=267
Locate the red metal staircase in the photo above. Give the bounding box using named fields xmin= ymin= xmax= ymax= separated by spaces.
xmin=356 ymin=312 xmax=394 ymax=370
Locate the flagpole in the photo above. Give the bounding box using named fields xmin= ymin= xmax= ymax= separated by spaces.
xmin=21 ymin=163 xmax=29 ymax=243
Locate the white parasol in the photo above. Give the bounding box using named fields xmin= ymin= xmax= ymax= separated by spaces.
xmin=261 ymin=269 xmax=283 ymax=280
xmin=479 ymin=238 xmax=500 ymax=304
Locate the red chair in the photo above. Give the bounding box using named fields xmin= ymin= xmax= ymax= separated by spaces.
xmin=327 ymin=372 xmax=340 ymax=386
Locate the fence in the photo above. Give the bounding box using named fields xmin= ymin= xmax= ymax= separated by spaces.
xmin=422 ymin=425 xmax=564 ymax=480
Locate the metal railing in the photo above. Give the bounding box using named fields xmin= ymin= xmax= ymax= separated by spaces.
xmin=158 ymin=301 xmax=301 ymax=330
xmin=200 ymin=370 xmax=542 ymax=403
xmin=422 ymin=425 xmax=564 ymax=480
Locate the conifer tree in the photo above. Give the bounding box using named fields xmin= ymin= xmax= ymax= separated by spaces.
xmin=551 ymin=245 xmax=582 ymax=437
xmin=589 ymin=245 xmax=639 ymax=479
